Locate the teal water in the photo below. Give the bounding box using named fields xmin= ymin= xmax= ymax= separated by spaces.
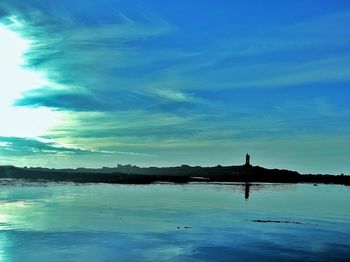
xmin=0 ymin=181 xmax=349 ymax=261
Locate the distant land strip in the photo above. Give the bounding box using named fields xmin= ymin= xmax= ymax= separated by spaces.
xmin=0 ymin=165 xmax=349 ymax=185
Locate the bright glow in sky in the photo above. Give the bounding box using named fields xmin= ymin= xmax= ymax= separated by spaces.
xmin=0 ymin=23 xmax=61 ymax=138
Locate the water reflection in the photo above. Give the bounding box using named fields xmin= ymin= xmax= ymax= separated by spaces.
xmin=0 ymin=180 xmax=349 ymax=261
xmin=244 ymin=183 xmax=250 ymax=200
xmin=218 ymin=182 xmax=297 ymax=201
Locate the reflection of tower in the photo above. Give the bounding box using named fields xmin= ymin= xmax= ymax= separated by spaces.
xmin=245 ymin=153 xmax=251 ymax=166
xmin=244 ymin=183 xmax=250 ymax=200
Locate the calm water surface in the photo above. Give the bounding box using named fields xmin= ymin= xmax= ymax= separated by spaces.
xmin=0 ymin=181 xmax=349 ymax=261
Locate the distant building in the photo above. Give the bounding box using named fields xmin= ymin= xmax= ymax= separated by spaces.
xmin=245 ymin=153 xmax=251 ymax=166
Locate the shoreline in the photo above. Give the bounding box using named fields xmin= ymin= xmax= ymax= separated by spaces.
xmin=1 ymin=164 xmax=349 ymax=186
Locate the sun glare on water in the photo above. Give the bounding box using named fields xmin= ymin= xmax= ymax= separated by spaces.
xmin=0 ymin=20 xmax=62 ymax=138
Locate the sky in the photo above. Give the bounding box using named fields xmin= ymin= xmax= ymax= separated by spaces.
xmin=0 ymin=0 xmax=349 ymax=174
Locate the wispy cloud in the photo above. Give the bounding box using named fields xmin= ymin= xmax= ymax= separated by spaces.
xmin=0 ymin=136 xmax=98 ymax=156
xmin=5 ymin=3 xmax=350 ymax=114
xmin=0 ymin=136 xmax=153 ymax=158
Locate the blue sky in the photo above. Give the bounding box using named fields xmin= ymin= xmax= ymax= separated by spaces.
xmin=0 ymin=0 xmax=349 ymax=173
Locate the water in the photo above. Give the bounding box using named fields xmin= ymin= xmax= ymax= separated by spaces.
xmin=0 ymin=181 xmax=349 ymax=261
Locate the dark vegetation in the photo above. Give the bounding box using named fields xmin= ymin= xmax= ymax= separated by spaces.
xmin=0 ymin=164 xmax=349 ymax=185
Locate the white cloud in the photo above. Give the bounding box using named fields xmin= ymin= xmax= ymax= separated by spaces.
xmin=152 ymin=89 xmax=195 ymax=102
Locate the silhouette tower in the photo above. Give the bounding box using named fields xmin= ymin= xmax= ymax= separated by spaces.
xmin=245 ymin=153 xmax=251 ymax=166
